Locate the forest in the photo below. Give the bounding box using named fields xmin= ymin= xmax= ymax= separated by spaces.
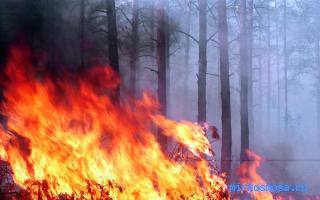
xmin=0 ymin=0 xmax=319 ymax=199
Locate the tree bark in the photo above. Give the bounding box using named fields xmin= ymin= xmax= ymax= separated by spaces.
xmin=46 ymin=0 xmax=56 ymax=75
xmin=267 ymin=1 xmax=271 ymax=132
xmin=80 ymin=0 xmax=85 ymax=70
xmin=130 ymin=0 xmax=139 ymax=97
xmin=247 ymin=0 xmax=254 ymax=141
xmin=259 ymin=56 xmax=263 ymax=130
xmin=218 ymin=0 xmax=232 ymax=183
xmin=157 ymin=0 xmax=168 ymax=149
xmin=276 ymin=0 xmax=281 ymax=134
xmin=283 ymin=0 xmax=288 ymax=133
xmin=106 ymin=0 xmax=120 ymax=102
xmin=239 ymin=0 xmax=250 ymax=162
xmin=198 ymin=0 xmax=207 ymax=124
xmin=183 ymin=3 xmax=191 ymax=116
xmin=316 ymin=40 xmax=320 ymax=130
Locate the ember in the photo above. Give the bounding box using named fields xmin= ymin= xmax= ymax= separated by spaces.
xmin=0 ymin=47 xmax=228 ymax=199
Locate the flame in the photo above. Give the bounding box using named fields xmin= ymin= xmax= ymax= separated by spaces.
xmin=0 ymin=47 xmax=228 ymax=199
xmin=237 ymin=150 xmax=273 ymax=200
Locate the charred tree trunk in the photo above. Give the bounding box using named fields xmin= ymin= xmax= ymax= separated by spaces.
xmin=0 ymin=6 xmax=4 ymax=72
xmin=239 ymin=0 xmax=249 ymax=162
xmin=157 ymin=0 xmax=168 ymax=149
xmin=183 ymin=4 xmax=191 ymax=116
xmin=247 ymin=0 xmax=254 ymax=141
xmin=276 ymin=0 xmax=281 ymax=134
xmin=316 ymin=40 xmax=320 ymax=130
xmin=80 ymin=0 xmax=85 ymax=70
xmin=197 ymin=0 xmax=207 ymax=124
xmin=46 ymin=0 xmax=56 ymax=76
xmin=267 ymin=1 xmax=271 ymax=132
xmin=259 ymin=56 xmax=263 ymax=130
xmin=0 ymin=2 xmax=6 ymax=123
xmin=106 ymin=0 xmax=120 ymax=102
xmin=130 ymin=0 xmax=139 ymax=97
xmin=218 ymin=0 xmax=232 ymax=183
xmin=165 ymin=10 xmax=170 ymax=117
xmin=283 ymin=0 xmax=288 ymax=133
xmin=150 ymin=0 xmax=156 ymax=55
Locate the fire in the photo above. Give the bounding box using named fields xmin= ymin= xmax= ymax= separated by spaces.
xmin=237 ymin=150 xmax=273 ymax=200
xmin=0 ymin=47 xmax=228 ymax=199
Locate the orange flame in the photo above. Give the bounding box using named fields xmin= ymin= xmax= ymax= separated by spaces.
xmin=0 ymin=47 xmax=228 ymax=199
xmin=237 ymin=150 xmax=273 ymax=200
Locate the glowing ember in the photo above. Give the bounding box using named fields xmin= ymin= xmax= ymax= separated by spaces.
xmin=0 ymin=47 xmax=228 ymax=199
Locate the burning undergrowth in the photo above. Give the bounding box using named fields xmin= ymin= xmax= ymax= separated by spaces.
xmin=0 ymin=47 xmax=228 ymax=199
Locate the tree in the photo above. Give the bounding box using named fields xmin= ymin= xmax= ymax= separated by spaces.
xmin=267 ymin=0 xmax=271 ymax=131
xmin=218 ymin=0 xmax=232 ymax=182
xmin=130 ymin=0 xmax=139 ymax=97
xmin=107 ymin=0 xmax=120 ymax=102
xmin=183 ymin=2 xmax=191 ymax=115
xmin=80 ymin=0 xmax=85 ymax=70
xmin=283 ymin=0 xmax=288 ymax=133
xmin=157 ymin=0 xmax=168 ymax=149
xmin=198 ymin=0 xmax=207 ymax=124
xmin=247 ymin=0 xmax=254 ymax=138
xmin=316 ymin=40 xmax=320 ymax=129
xmin=239 ymin=0 xmax=250 ymax=162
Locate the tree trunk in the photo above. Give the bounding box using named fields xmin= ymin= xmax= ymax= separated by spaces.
xmin=183 ymin=4 xmax=191 ymax=116
xmin=198 ymin=0 xmax=207 ymax=124
xmin=239 ymin=0 xmax=249 ymax=162
xmin=150 ymin=0 xmax=156 ymax=55
xmin=106 ymin=0 xmax=120 ymax=102
xmin=130 ymin=0 xmax=139 ymax=97
xmin=276 ymin=0 xmax=281 ymax=134
xmin=0 ymin=1 xmax=5 ymax=121
xmin=283 ymin=0 xmax=288 ymax=133
xmin=267 ymin=1 xmax=271 ymax=132
xmin=316 ymin=40 xmax=320 ymax=130
xmin=247 ymin=0 xmax=254 ymax=143
xmin=157 ymin=0 xmax=168 ymax=149
xmin=46 ymin=0 xmax=56 ymax=75
xmin=165 ymin=8 xmax=170 ymax=117
xmin=218 ymin=0 xmax=232 ymax=183
xmin=80 ymin=0 xmax=85 ymax=70
xmin=259 ymin=56 xmax=263 ymax=130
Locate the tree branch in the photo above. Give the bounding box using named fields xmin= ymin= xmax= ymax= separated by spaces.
xmin=206 ymin=31 xmax=218 ymax=43
xmin=174 ymin=29 xmax=199 ymax=44
xmin=145 ymin=67 xmax=159 ymax=74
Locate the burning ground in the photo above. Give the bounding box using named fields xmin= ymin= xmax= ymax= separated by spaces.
xmin=0 ymin=47 xmax=228 ymax=199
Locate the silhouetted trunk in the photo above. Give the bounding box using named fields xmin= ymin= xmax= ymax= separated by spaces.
xmin=218 ymin=0 xmax=232 ymax=183
xmin=46 ymin=0 xmax=56 ymax=75
xmin=0 ymin=3 xmax=4 ymax=66
xmin=239 ymin=0 xmax=249 ymax=162
xmin=247 ymin=0 xmax=254 ymax=139
xmin=130 ymin=0 xmax=139 ymax=97
xmin=107 ymin=0 xmax=120 ymax=102
xmin=157 ymin=0 xmax=168 ymax=148
xmin=150 ymin=0 xmax=156 ymax=54
xmin=267 ymin=1 xmax=271 ymax=131
xmin=276 ymin=1 xmax=281 ymax=134
xmin=183 ymin=4 xmax=191 ymax=116
xmin=0 ymin=2 xmax=6 ymax=122
xmin=316 ymin=40 xmax=320 ymax=130
xmin=198 ymin=0 xmax=207 ymax=123
xmin=283 ymin=0 xmax=288 ymax=133
xmin=80 ymin=0 xmax=85 ymax=70
xmin=259 ymin=56 xmax=263 ymax=129
xmin=165 ymin=10 xmax=170 ymax=117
